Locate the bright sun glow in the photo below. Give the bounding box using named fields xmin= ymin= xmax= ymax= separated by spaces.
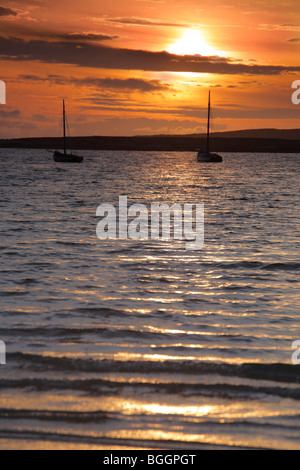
xmin=167 ymin=30 xmax=226 ymax=57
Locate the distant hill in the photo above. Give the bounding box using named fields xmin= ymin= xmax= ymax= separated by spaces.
xmin=151 ymin=128 xmax=300 ymax=140
xmin=0 ymin=128 xmax=299 ymax=153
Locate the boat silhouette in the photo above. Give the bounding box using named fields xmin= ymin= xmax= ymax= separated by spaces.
xmin=197 ymin=91 xmax=222 ymax=162
xmin=53 ymin=100 xmax=83 ymax=163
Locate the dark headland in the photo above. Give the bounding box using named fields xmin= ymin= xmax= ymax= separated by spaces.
xmin=0 ymin=128 xmax=299 ymax=152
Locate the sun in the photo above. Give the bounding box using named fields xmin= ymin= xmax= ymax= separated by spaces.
xmin=166 ymin=30 xmax=226 ymax=57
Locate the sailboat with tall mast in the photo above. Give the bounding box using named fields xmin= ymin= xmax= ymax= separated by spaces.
xmin=53 ymin=100 xmax=83 ymax=163
xmin=197 ymin=91 xmax=222 ymax=162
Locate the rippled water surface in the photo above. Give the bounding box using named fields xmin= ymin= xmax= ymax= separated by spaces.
xmin=0 ymin=149 xmax=299 ymax=449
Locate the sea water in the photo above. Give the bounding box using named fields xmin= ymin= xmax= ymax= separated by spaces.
xmin=0 ymin=149 xmax=299 ymax=449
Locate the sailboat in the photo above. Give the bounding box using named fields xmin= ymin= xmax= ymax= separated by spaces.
xmin=53 ymin=100 xmax=83 ymax=163
xmin=197 ymin=91 xmax=222 ymax=162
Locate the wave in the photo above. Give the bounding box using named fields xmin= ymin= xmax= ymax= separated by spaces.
xmin=56 ymin=241 xmax=88 ymax=246
xmin=0 ymin=326 xmax=260 ymax=344
xmin=214 ymin=261 xmax=300 ymax=271
xmin=0 ymin=428 xmax=260 ymax=450
xmin=8 ymin=353 xmax=300 ymax=384
xmin=0 ymin=408 xmax=110 ymax=423
xmin=131 ymin=260 xmax=300 ymax=272
xmin=2 ymin=408 xmax=300 ymax=432
xmin=76 ymin=307 xmax=126 ymax=317
xmin=0 ymin=327 xmax=107 ymax=337
xmin=1 ymin=376 xmax=300 ymax=400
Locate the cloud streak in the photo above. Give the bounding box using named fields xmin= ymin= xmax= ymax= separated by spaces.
xmin=2 ymin=35 xmax=300 ymax=75
xmin=104 ymin=16 xmax=188 ymax=28
xmin=0 ymin=107 xmax=21 ymax=118
xmin=58 ymin=33 xmax=119 ymax=42
xmin=18 ymin=74 xmax=170 ymax=92
xmin=0 ymin=6 xmax=18 ymax=17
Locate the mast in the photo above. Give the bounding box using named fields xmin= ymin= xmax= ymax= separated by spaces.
xmin=206 ymin=90 xmax=210 ymax=155
xmin=63 ymin=99 xmax=66 ymax=156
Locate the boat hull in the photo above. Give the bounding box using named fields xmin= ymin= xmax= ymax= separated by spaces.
xmin=197 ymin=151 xmax=222 ymax=162
xmin=53 ymin=151 xmax=83 ymax=163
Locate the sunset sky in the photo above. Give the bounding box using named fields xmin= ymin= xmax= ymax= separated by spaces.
xmin=0 ymin=0 xmax=300 ymax=138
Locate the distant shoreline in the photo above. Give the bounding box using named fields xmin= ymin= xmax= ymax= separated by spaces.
xmin=0 ymin=129 xmax=299 ymax=153
xmin=0 ymin=136 xmax=300 ymax=153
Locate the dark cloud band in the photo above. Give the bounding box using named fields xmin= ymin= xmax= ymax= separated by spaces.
xmin=1 ymin=35 xmax=300 ymax=75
